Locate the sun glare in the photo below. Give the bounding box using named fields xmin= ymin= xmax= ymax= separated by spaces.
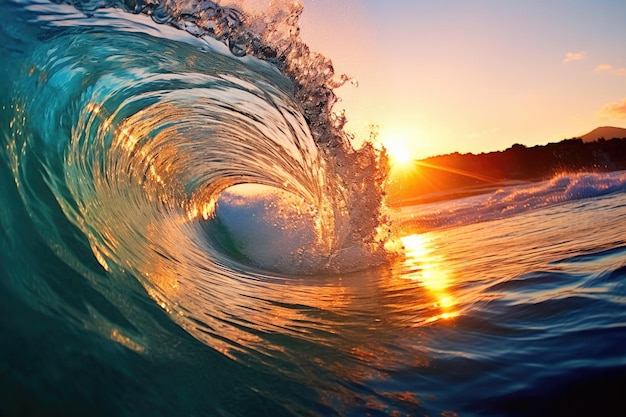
xmin=380 ymin=132 xmax=416 ymax=170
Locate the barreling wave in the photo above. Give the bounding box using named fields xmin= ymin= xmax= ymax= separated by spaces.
xmin=0 ymin=0 xmax=390 ymax=357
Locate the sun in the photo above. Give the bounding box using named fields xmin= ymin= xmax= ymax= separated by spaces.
xmin=381 ymin=133 xmax=416 ymax=170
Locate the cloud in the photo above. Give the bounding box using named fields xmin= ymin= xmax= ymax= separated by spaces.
xmin=595 ymin=64 xmax=613 ymax=73
xmin=563 ymin=51 xmax=586 ymax=63
xmin=596 ymin=98 xmax=626 ymax=119
xmin=595 ymin=63 xmax=626 ymax=76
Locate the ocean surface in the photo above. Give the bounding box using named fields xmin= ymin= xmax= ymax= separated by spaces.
xmin=1 ymin=1 xmax=626 ymax=416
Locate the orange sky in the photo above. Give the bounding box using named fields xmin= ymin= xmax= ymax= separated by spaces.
xmin=299 ymin=0 xmax=626 ymax=160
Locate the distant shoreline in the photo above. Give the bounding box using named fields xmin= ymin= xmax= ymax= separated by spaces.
xmin=388 ymin=135 xmax=626 ymax=204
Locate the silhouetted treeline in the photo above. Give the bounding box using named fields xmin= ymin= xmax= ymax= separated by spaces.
xmin=394 ymin=137 xmax=626 ymax=201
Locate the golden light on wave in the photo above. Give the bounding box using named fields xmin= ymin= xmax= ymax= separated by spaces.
xmin=400 ymin=233 xmax=458 ymax=323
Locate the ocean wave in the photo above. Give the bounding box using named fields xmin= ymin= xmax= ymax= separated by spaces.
xmin=0 ymin=0 xmax=391 ymax=358
xmin=397 ymin=170 xmax=626 ymax=232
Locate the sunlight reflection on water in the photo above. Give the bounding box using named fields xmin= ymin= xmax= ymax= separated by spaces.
xmin=400 ymin=233 xmax=459 ymax=323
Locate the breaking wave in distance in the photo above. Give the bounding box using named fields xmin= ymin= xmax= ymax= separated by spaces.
xmin=398 ymin=171 xmax=626 ymax=232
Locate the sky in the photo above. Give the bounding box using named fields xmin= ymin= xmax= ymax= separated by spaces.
xmin=298 ymin=0 xmax=626 ymax=160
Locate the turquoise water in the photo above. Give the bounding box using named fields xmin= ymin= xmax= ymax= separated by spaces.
xmin=1 ymin=1 xmax=626 ymax=416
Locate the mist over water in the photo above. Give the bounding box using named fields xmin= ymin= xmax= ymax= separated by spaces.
xmin=1 ymin=1 xmax=626 ymax=416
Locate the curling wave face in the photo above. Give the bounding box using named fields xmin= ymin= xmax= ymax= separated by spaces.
xmin=0 ymin=0 xmax=391 ymax=360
